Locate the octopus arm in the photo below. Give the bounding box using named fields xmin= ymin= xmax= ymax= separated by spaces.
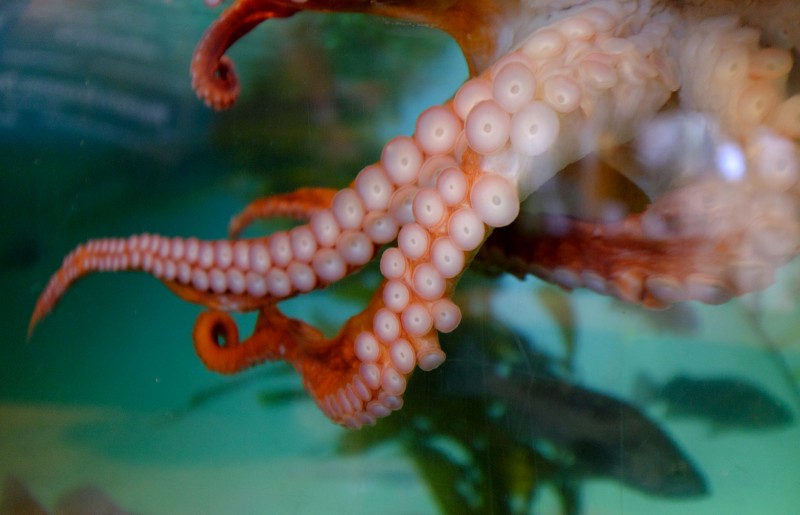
xmin=28 ymin=183 xmax=376 ymax=329
xmin=477 ymin=209 xmax=745 ymax=310
xmin=227 ymin=187 xmax=337 ymax=238
xmin=192 ymin=0 xmax=517 ymax=109
xmin=479 ymin=166 xmax=800 ymax=307
xmin=192 ymin=2 xmax=301 ymax=109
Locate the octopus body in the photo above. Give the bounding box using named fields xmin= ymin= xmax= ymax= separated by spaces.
xmin=30 ymin=0 xmax=800 ymax=428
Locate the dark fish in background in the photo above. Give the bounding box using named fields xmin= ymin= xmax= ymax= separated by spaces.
xmin=637 ymin=374 xmax=795 ymax=432
xmin=0 ymin=476 xmax=132 ymax=515
xmin=492 ymin=376 xmax=707 ymax=498
xmin=436 ymin=320 xmax=708 ymax=499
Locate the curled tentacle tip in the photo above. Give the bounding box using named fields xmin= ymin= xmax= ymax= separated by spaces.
xmin=191 ymin=55 xmax=240 ymax=111
xmin=190 ymin=2 xmax=302 ymax=111
xmin=193 ymin=310 xmax=242 ymax=373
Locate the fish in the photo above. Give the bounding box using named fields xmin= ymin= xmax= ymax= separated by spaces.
xmin=637 ymin=374 xmax=795 ymax=432
xmin=337 ymin=317 xmax=708 ymax=513
xmin=502 ymin=377 xmax=707 ymax=498
xmin=436 ymin=320 xmax=709 ymax=499
xmin=0 ymin=476 xmax=131 ymax=515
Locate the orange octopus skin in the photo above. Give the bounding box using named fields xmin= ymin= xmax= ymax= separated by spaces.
xmin=31 ymin=0 xmax=800 ymax=427
xmin=227 ymin=187 xmax=337 ymax=238
xmin=191 ymin=0 xmax=510 ymax=109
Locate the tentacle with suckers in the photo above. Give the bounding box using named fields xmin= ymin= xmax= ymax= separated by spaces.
xmin=28 ymin=186 xmax=382 ymax=336
xmin=477 ymin=15 xmax=800 ymax=309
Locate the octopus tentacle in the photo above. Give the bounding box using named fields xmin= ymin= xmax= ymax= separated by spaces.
xmin=193 ymin=306 xmax=326 ymax=374
xmin=292 ymin=146 xmax=522 ymax=426
xmin=479 ymin=177 xmax=800 ymax=309
xmin=677 ymin=16 xmax=797 ymax=139
xmin=190 ymin=0 xmax=514 ymax=104
xmin=471 ymin=15 xmax=800 ymax=312
xmin=193 ymin=309 xmax=271 ymax=374
xmin=28 ymin=194 xmax=380 ymax=335
xmin=191 ymin=1 xmax=300 ymax=109
xmin=228 ymin=187 xmax=337 ymax=238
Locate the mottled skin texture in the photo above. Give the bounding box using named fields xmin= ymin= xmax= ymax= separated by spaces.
xmin=31 ymin=0 xmax=800 ymax=427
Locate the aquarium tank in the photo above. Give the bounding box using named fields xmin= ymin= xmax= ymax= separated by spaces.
xmin=2 ymin=1 xmax=799 ymax=513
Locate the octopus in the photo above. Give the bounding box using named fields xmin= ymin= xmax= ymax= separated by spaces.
xmin=29 ymin=0 xmax=800 ymax=428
